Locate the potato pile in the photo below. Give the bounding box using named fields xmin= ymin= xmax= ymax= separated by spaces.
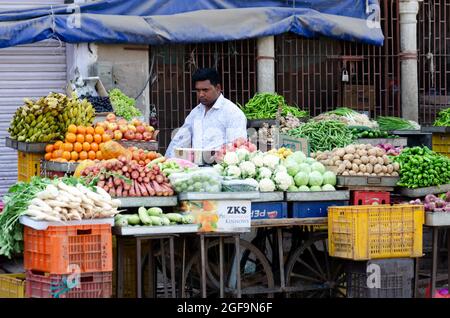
xmin=312 ymin=144 xmax=400 ymax=177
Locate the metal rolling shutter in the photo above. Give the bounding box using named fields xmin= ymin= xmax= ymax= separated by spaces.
xmin=0 ymin=1 xmax=67 ymax=198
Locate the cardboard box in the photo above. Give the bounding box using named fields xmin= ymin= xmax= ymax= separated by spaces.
xmin=276 ymin=134 xmax=309 ymax=156
xmin=341 ymin=84 xmax=375 ymax=111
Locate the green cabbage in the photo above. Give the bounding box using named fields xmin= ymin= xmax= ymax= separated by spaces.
xmin=310 ymin=162 xmax=326 ymax=174
xmin=290 ymin=151 xmax=306 ymax=164
xmin=322 ymin=184 xmax=336 ymax=191
xmin=322 ymin=171 xmax=337 ymax=186
xmin=285 ymin=161 xmax=301 ymax=177
xmin=310 ymin=186 xmax=323 ymax=191
xmin=298 ymin=163 xmax=311 ymax=174
xmin=287 ymin=185 xmax=299 ymax=192
xmin=294 ymin=171 xmax=309 ymax=187
xmin=298 ymin=185 xmax=310 ymax=191
xmin=308 ymin=171 xmax=323 ymax=187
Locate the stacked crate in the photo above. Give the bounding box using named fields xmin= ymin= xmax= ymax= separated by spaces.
xmin=328 ymin=204 xmax=424 ymax=298
xmin=350 ymin=191 xmax=390 ymax=205
xmin=24 ymin=222 xmax=113 ymax=298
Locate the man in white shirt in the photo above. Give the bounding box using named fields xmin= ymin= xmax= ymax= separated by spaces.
xmin=165 ymin=68 xmax=247 ymax=159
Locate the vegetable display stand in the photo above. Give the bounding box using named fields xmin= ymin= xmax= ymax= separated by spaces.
xmin=117 ymin=196 xmax=178 ymax=208
xmin=390 ymin=130 xmax=432 ymax=148
xmin=431 ymin=133 xmax=450 ymax=158
xmin=18 ymin=151 xmax=44 ymax=182
xmin=350 ymin=191 xmax=390 ymax=205
xmin=118 ymin=140 xmax=159 ymax=151
xmin=355 ymin=138 xmax=407 ymax=147
xmin=0 ymin=273 xmax=26 ymax=298
xmin=328 ymin=205 xmax=424 ymax=260
xmin=41 ymin=160 xmax=79 ymax=179
xmin=5 ymin=137 xmax=48 ymax=153
xmin=23 ymin=220 xmax=113 ymax=274
xmin=397 ymin=184 xmax=450 ymax=197
xmin=337 ymin=176 xmax=399 ymax=189
xmin=26 ymin=270 xmax=112 ymax=298
xmin=346 ymin=258 xmax=414 ymax=298
xmin=426 ymin=212 xmax=450 ymax=226
xmin=286 ymin=191 xmax=350 ymax=218
xmin=178 ymin=192 xmax=260 ymax=201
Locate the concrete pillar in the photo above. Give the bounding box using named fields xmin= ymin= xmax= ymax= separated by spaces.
xmin=399 ymin=0 xmax=419 ymax=122
xmin=257 ymin=36 xmax=275 ymax=93
xmin=66 ymin=43 xmax=98 ymax=80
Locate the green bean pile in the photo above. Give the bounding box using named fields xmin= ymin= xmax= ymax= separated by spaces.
xmin=288 ymin=120 xmax=355 ymax=152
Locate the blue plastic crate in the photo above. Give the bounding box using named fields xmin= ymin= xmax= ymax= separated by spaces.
xmin=251 ymin=202 xmax=287 ymax=220
xmin=291 ymin=200 xmax=348 ymax=218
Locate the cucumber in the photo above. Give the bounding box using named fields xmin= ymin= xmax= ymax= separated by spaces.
xmin=164 ymin=213 xmax=183 ymax=223
xmin=149 ymin=216 xmax=163 ymax=226
xmin=138 ymin=207 xmax=153 ymax=225
xmin=126 ymin=214 xmax=142 ymax=226
xmin=147 ymin=207 xmax=163 ymax=216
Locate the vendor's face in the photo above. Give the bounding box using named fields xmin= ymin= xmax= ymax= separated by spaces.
xmin=195 ymin=80 xmax=221 ymax=107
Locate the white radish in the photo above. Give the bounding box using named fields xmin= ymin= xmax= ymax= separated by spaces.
xmin=95 ymin=186 xmax=112 ymax=201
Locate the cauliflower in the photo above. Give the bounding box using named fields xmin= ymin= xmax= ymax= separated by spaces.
xmin=262 ymin=154 xmax=280 ymax=170
xmin=223 ymin=152 xmax=239 ymax=166
xmin=257 ymin=167 xmax=273 ymax=180
xmin=259 ymin=178 xmax=276 ymax=192
xmin=250 ymin=153 xmax=264 ymax=168
xmin=213 ymin=164 xmax=224 ymax=175
xmin=235 ymin=148 xmax=250 ymax=162
xmin=274 ymin=172 xmax=294 ymax=191
xmin=239 ymin=161 xmax=256 ymax=178
xmin=274 ymin=165 xmax=287 ymax=175
xmin=225 ymin=165 xmax=241 ymax=178
xmin=244 ymin=178 xmax=259 ymax=190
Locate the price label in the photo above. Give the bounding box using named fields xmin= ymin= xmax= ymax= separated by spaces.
xmin=217 ymin=200 xmax=251 ymax=231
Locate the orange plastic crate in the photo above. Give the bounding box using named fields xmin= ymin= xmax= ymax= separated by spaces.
xmin=24 ymin=224 xmax=113 ymax=274
xmin=26 ymin=270 xmax=112 ymax=298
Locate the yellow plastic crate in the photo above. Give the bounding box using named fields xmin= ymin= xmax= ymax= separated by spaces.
xmin=17 ymin=152 xmax=43 ymax=182
xmin=0 ymin=273 xmax=26 ymax=298
xmin=432 ymin=133 xmax=450 ymax=158
xmin=328 ymin=205 xmax=424 ymax=260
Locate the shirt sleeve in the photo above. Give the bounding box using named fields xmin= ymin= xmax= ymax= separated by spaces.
xmin=165 ymin=110 xmax=195 ymax=158
xmin=224 ymin=106 xmax=248 ymax=143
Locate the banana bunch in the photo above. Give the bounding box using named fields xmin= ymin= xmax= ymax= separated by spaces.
xmin=57 ymin=93 xmax=95 ymax=138
xmin=8 ymin=92 xmax=95 ymax=142
xmin=8 ymin=93 xmax=67 ymax=142
xmin=268 ymin=147 xmax=293 ymax=159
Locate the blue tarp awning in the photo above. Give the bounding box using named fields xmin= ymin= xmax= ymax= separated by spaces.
xmin=0 ymin=0 xmax=384 ymax=48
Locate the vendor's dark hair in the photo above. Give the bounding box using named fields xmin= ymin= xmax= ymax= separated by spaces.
xmin=192 ymin=68 xmax=221 ymax=86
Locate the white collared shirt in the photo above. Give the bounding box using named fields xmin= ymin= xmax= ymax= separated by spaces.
xmin=165 ymin=94 xmax=247 ymax=158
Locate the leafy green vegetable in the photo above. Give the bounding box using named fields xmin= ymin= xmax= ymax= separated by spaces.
xmin=434 ymin=108 xmax=450 ymax=127
xmin=109 ymin=88 xmax=142 ymax=121
xmin=239 ymin=93 xmax=308 ymax=120
xmin=377 ymin=116 xmax=419 ymax=131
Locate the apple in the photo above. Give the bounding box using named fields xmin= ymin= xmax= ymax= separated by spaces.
xmin=143 ymin=131 xmax=152 ymax=141
xmin=106 ymin=113 xmax=116 ymax=122
xmin=136 ymin=125 xmax=146 ymax=134
xmin=117 ymin=118 xmax=128 ymax=126
xmin=135 ymin=133 xmax=143 ymax=141
xmin=124 ymin=131 xmax=135 ymax=140
xmin=105 ymin=130 xmax=114 ymax=138
xmin=107 ymin=122 xmax=118 ymax=131
xmin=127 ymin=124 xmax=137 ymax=132
xmin=96 ymin=122 xmax=107 ymax=129
xmin=114 ymin=131 xmax=123 ymax=141
xmin=119 ymin=125 xmax=128 ymax=134
xmin=131 ymin=118 xmax=142 ymax=127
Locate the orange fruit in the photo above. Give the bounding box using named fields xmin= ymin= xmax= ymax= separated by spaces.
xmin=52 ymin=149 xmax=63 ymax=159
xmin=86 ymin=127 xmax=95 ymax=135
xmin=44 ymin=153 xmax=52 ymax=161
xmin=95 ymin=126 xmax=105 ymax=135
xmin=70 ymin=151 xmax=79 ymax=161
xmin=96 ymin=151 xmax=103 ymax=160
xmin=94 ymin=134 xmax=102 ymax=144
xmin=79 ymin=151 xmax=88 ymax=161
xmin=76 ymin=134 xmax=85 ymax=143
xmin=90 ymin=142 xmax=99 ymax=152
xmin=69 ymin=160 xmax=76 ymax=163
xmin=102 ymin=134 xmax=112 ymax=142
xmin=63 ymin=143 xmax=73 ymax=152
xmin=45 ymin=144 xmax=54 ymax=153
xmin=67 ymin=124 xmax=77 ymax=134
xmin=88 ymin=150 xmax=96 ymax=160
xmin=62 ymin=151 xmax=71 ymax=161
xmin=59 ymin=158 xmax=68 ymax=162
xmin=54 ymin=141 xmax=63 ymax=150
xmin=65 ymin=133 xmax=76 ymax=143
xmin=77 ymin=126 xmax=86 ymax=135
xmin=85 ymin=134 xmax=94 ymax=143
xmin=82 ymin=142 xmax=91 ymax=152
xmin=74 ymin=142 xmax=83 ymax=153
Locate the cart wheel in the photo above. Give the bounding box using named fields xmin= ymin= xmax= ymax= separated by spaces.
xmin=181 ymin=238 xmax=275 ymax=298
xmin=285 ymin=232 xmax=346 ymax=298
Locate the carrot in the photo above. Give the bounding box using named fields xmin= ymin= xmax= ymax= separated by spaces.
xmin=109 ymin=188 xmax=116 ymax=197
xmin=122 ymin=190 xmax=129 ymax=197
xmin=124 ymin=182 xmax=131 ymax=191
xmin=143 ymin=177 xmax=150 ymax=183
xmin=116 ymin=185 xmax=123 ymax=197
xmin=155 ymin=175 xmax=164 ymax=184
xmin=135 ymin=181 xmax=142 ymax=197
xmin=114 ymin=177 xmax=122 ymax=187
xmin=131 ymin=171 xmax=140 ymax=179
xmin=140 ymin=172 xmax=146 ymax=178
xmin=138 ymin=177 xmax=143 ymax=183
xmin=152 ymin=181 xmax=163 ymax=196
xmin=138 ymin=183 xmax=148 ymax=196
xmin=97 ymin=181 xmax=105 ymax=188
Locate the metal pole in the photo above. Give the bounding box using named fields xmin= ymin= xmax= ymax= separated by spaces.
xmin=399 ymin=0 xmax=420 ymax=122
xmin=219 ymin=236 xmax=224 ymax=298
xmin=136 ymin=238 xmax=142 ymax=298
xmin=169 ymin=237 xmax=176 ymax=298
xmin=431 ymin=227 xmax=438 ymax=298
xmin=277 ymin=228 xmax=285 ymax=290
xmin=201 ymin=235 xmax=207 ymax=298
xmin=160 ymin=238 xmax=168 ymax=298
xmin=117 ymin=237 xmax=124 ymax=298
xmin=235 ymin=235 xmax=241 ymax=298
